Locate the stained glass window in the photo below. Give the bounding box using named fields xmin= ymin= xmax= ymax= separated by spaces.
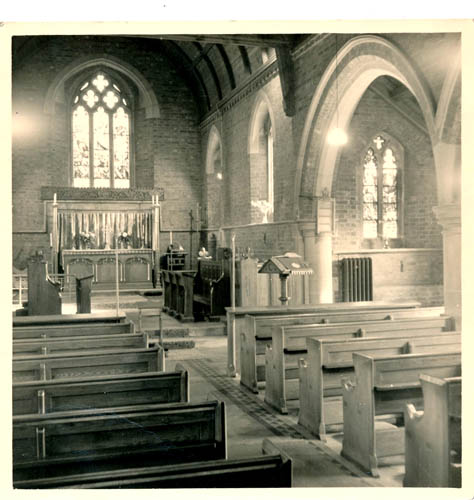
xmin=362 ymin=137 xmax=400 ymax=239
xmin=72 ymin=71 xmax=131 ymax=188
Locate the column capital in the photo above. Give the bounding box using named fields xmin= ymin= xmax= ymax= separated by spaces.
xmin=298 ymin=220 xmax=316 ymax=238
xmin=433 ymin=203 xmax=461 ymax=232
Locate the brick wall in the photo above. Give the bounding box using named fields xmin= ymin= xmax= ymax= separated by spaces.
xmin=332 ymin=89 xmax=442 ymax=252
xmin=12 ymin=36 xmax=202 ymax=266
xmin=333 ymin=249 xmax=443 ymax=306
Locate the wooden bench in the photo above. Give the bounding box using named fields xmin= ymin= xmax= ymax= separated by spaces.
xmin=298 ymin=332 xmax=461 ymax=439
xmin=13 ymin=368 xmax=189 ymax=416
xmin=12 ymin=346 xmax=165 ymax=382
xmin=264 ymin=317 xmax=455 ymax=413
xmin=14 ymin=454 xmax=292 ymax=488
xmin=13 ymin=333 xmax=150 ymax=356
xmin=241 ymin=312 xmax=451 ymax=393
xmin=404 ymin=374 xmax=461 ymax=487
xmin=13 ymin=311 xmax=128 ymax=327
xmin=341 ymin=351 xmax=461 ymax=477
xmin=226 ymin=301 xmax=425 ymax=377
xmin=13 ymin=400 xmax=226 ymax=482
xmin=13 ymin=320 xmax=135 ymax=340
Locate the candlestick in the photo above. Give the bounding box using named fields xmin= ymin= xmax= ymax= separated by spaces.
xmin=170 ymin=231 xmax=173 ymax=245
xmin=53 ymin=193 xmax=57 ymax=204
xmin=49 ymin=233 xmax=53 ymax=247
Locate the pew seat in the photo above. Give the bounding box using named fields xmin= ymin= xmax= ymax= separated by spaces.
xmin=13 ymin=400 xmax=226 ymax=482
xmin=227 ymin=301 xmax=427 ymax=377
xmin=13 ymin=368 xmax=189 ymax=415
xmin=259 ymin=315 xmax=454 ymax=409
xmin=341 ymin=351 xmax=461 ymax=477
xmin=12 ymin=346 xmax=165 ymax=382
xmin=14 ymin=454 xmax=291 ymax=488
xmin=240 ymin=308 xmax=448 ymax=393
xmin=404 ymin=374 xmax=461 ymax=487
xmin=297 ymin=332 xmax=461 ymax=439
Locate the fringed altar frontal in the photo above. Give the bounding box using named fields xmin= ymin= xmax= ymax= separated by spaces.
xmin=45 ymin=189 xmax=162 ymax=291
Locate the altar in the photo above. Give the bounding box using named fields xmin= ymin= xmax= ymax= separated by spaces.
xmin=45 ymin=187 xmax=163 ymax=292
xmin=62 ymin=248 xmax=155 ymax=291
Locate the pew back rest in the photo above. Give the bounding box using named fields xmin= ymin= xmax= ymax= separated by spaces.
xmin=12 ymin=346 xmax=165 ymax=382
xmin=14 ymin=454 xmax=291 ymax=489
xmin=248 ymin=308 xmax=448 ymax=342
xmin=13 ymin=311 xmax=128 ymax=327
xmin=13 ymin=333 xmax=148 ymax=356
xmin=353 ymin=351 xmax=461 ymax=391
xmin=276 ymin=315 xmax=454 ymax=351
xmin=13 ymin=369 xmax=189 ymax=415
xmin=13 ymin=320 xmax=135 ymax=340
xmin=308 ymin=331 xmax=462 ymax=369
xmin=13 ymin=400 xmax=226 ymax=465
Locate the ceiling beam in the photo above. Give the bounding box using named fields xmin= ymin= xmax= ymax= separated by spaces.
xmin=275 ymin=47 xmax=295 ymax=117
xmin=193 ymin=42 xmax=223 ymax=101
xmin=129 ymin=34 xmax=293 ymax=48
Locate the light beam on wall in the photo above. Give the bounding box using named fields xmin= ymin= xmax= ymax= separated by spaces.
xmin=327 ymin=127 xmax=348 ymax=146
xmin=12 ymin=112 xmax=34 ymax=138
xmin=327 ymin=34 xmax=348 ymax=147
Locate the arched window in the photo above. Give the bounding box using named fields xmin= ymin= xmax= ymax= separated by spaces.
xmin=72 ymin=71 xmax=131 ymax=188
xmin=362 ymin=134 xmax=403 ymax=240
xmin=264 ymin=116 xmax=274 ymax=217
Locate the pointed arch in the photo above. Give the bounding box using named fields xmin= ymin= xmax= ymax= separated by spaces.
xmin=295 ymin=35 xmax=437 ymax=219
xmin=43 ymin=54 xmax=160 ymax=119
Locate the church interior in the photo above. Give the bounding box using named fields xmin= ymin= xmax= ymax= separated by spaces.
xmin=10 ymin=26 xmax=467 ymax=491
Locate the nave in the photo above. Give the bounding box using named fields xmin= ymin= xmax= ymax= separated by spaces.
xmin=13 ymin=291 xmax=462 ymax=490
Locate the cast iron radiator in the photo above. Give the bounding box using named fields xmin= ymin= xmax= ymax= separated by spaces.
xmin=340 ymin=257 xmax=373 ymax=302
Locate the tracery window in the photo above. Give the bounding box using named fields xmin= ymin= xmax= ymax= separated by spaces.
xmin=72 ymin=72 xmax=131 ymax=188
xmin=362 ymin=135 xmax=402 ymax=239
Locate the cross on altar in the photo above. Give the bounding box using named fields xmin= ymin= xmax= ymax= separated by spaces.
xmin=373 ymin=135 xmax=385 ymax=150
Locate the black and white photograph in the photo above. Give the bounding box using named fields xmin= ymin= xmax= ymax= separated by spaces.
xmin=3 ymin=11 xmax=473 ymax=496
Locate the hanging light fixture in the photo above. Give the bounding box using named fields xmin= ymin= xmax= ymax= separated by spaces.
xmin=327 ymin=33 xmax=348 ymax=146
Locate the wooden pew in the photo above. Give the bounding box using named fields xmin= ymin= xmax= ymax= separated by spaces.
xmin=13 ymin=400 xmax=226 ymax=482
xmin=12 ymin=346 xmax=165 ymax=382
xmin=13 ymin=320 xmax=135 ymax=340
xmin=404 ymin=374 xmax=461 ymax=487
xmin=13 ymin=310 xmax=128 ymax=327
xmin=341 ymin=351 xmax=461 ymax=477
xmin=242 ymin=312 xmax=451 ymax=393
xmin=264 ymin=318 xmax=455 ymax=413
xmin=13 ymin=368 xmax=189 ymax=416
xmin=227 ymin=301 xmax=426 ymax=377
xmin=14 ymin=454 xmax=292 ymax=489
xmin=13 ymin=333 xmax=150 ymax=356
xmin=298 ymin=332 xmax=461 ymax=439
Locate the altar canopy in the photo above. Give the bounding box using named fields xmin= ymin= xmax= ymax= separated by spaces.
xmin=58 ymin=211 xmax=153 ymax=250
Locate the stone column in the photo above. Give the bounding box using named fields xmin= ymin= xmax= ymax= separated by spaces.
xmin=299 ymin=221 xmax=333 ymax=304
xmin=433 ymin=203 xmax=461 ymax=328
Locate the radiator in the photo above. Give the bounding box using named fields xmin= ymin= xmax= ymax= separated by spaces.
xmin=340 ymin=257 xmax=373 ymax=302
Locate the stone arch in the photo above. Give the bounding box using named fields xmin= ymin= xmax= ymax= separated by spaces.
xmin=434 ymin=47 xmax=461 ymax=205
xmin=248 ymin=90 xmax=275 ymax=223
xmin=43 ymin=54 xmax=160 ymax=119
xmin=295 ymin=35 xmax=437 ymax=219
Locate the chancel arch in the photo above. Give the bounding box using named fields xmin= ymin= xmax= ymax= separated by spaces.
xmin=248 ymin=90 xmax=275 ymax=224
